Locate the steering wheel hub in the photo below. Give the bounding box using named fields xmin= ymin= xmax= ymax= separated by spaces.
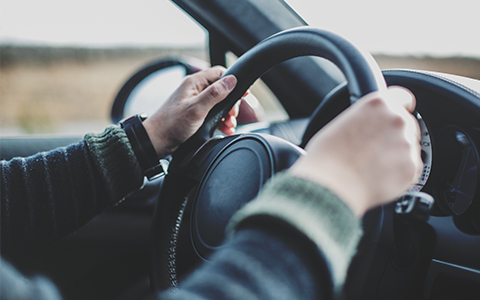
xmin=191 ymin=136 xmax=274 ymax=258
xmin=150 ymin=26 xmax=386 ymax=291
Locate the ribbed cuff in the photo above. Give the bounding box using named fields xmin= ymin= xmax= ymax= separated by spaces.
xmin=227 ymin=171 xmax=363 ymax=294
xmin=84 ymin=125 xmax=144 ymax=204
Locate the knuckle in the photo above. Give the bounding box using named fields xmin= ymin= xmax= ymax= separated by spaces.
xmin=396 ymin=140 xmax=412 ymax=154
xmin=184 ymin=73 xmax=194 ymax=80
xmin=399 ymin=157 xmax=417 ymax=178
xmin=416 ymin=161 xmax=424 ymax=178
xmin=185 ymin=102 xmax=202 ymax=119
xmin=411 ymin=159 xmax=422 ymax=178
xmin=391 ymin=114 xmax=406 ymax=127
xmin=366 ymin=96 xmax=385 ymax=108
xmin=207 ymin=84 xmax=222 ymax=100
xmin=211 ymin=65 xmax=226 ymax=73
xmin=399 ymin=146 xmax=422 ymax=181
xmin=182 ymin=75 xmax=195 ymax=85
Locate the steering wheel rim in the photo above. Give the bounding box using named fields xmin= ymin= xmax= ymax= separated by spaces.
xmin=150 ymin=26 xmax=387 ymax=291
xmin=174 ymin=26 xmax=386 ymax=161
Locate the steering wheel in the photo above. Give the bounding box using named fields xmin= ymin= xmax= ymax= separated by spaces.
xmin=150 ymin=26 xmax=387 ymax=291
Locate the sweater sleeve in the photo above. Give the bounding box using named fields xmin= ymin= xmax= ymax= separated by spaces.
xmin=0 ymin=125 xmax=143 ymax=257
xmin=158 ymin=172 xmax=363 ymax=300
xmin=227 ymin=172 xmax=363 ymax=295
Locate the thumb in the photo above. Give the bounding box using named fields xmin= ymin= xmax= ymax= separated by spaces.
xmin=198 ymin=75 xmax=237 ymax=109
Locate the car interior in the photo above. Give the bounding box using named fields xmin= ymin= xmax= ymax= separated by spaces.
xmin=1 ymin=0 xmax=479 ymax=299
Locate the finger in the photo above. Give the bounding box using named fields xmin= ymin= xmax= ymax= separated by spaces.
xmin=217 ymin=116 xmax=237 ymax=135
xmin=194 ymin=66 xmax=228 ymax=90
xmin=406 ymin=129 xmax=424 ymax=188
xmin=197 ymin=75 xmax=237 ymax=109
xmin=387 ymin=86 xmax=420 ymax=145
xmin=385 ymin=86 xmax=416 ymax=113
xmin=223 ymin=114 xmax=237 ymax=129
xmin=228 ymin=100 xmax=241 ymax=118
xmin=217 ymin=104 xmax=239 ymax=135
xmin=218 ymin=126 xmax=236 ymax=136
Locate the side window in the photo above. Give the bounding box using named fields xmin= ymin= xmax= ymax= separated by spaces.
xmin=0 ymin=1 xmax=208 ymax=136
xmin=225 ymin=52 xmax=288 ymax=125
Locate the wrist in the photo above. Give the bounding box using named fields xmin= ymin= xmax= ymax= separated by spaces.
xmin=143 ymin=118 xmax=176 ymax=159
xmin=289 ymin=158 xmax=369 ymax=217
xmin=120 ymin=114 xmax=164 ymax=180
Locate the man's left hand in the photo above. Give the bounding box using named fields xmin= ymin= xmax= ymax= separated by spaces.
xmin=143 ymin=66 xmax=238 ymax=159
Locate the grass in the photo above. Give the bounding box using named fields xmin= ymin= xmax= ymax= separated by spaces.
xmin=1 ymin=46 xmax=479 ymax=135
xmin=374 ymin=55 xmax=480 ymax=80
xmin=0 ymin=46 xmax=207 ymax=135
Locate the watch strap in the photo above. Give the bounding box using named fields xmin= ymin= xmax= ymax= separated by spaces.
xmin=120 ymin=114 xmax=164 ymax=180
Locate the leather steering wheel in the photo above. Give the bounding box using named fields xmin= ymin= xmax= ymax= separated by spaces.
xmin=150 ymin=26 xmax=387 ymax=291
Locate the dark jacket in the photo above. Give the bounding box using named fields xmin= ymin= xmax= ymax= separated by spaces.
xmin=1 ymin=126 xmax=362 ymax=300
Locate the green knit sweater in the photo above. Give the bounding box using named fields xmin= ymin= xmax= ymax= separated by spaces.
xmin=1 ymin=126 xmax=363 ymax=299
xmin=1 ymin=126 xmax=143 ymax=257
xmin=228 ymin=172 xmax=363 ymax=295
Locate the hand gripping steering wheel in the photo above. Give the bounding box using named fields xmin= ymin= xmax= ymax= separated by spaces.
xmin=150 ymin=26 xmax=387 ymax=291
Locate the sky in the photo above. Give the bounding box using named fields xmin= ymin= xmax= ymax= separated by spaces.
xmin=0 ymin=0 xmax=205 ymax=47
xmin=1 ymin=0 xmax=479 ymax=57
xmin=287 ymin=0 xmax=480 ymax=57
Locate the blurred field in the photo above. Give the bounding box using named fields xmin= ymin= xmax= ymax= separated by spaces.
xmin=374 ymin=55 xmax=480 ymax=80
xmin=0 ymin=46 xmax=207 ymax=135
xmin=1 ymin=46 xmax=479 ymax=135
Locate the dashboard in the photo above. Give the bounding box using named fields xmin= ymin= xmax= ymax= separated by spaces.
xmin=243 ymin=69 xmax=480 ymax=299
xmin=2 ymin=0 xmax=478 ymax=298
xmin=385 ymin=70 xmax=480 ymax=230
xmin=374 ymin=69 xmax=480 ymax=299
xmin=1 ymin=65 xmax=479 ymax=299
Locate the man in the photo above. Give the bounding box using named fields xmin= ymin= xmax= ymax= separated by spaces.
xmin=159 ymin=82 xmax=421 ymax=300
xmin=1 ymin=66 xmax=421 ymax=300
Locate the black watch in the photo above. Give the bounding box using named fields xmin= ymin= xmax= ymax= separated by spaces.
xmin=119 ymin=114 xmax=165 ymax=180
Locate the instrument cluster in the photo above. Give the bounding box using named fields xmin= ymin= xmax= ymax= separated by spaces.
xmin=420 ymin=117 xmax=480 ymax=233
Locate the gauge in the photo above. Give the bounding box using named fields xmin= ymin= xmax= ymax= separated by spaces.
xmin=409 ymin=112 xmax=432 ymax=192
xmin=437 ymin=127 xmax=479 ymax=216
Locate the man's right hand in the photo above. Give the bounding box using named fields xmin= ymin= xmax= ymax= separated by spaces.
xmin=290 ymin=86 xmax=423 ymax=217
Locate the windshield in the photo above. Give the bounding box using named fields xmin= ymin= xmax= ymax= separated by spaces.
xmin=0 ymin=0 xmax=207 ymax=136
xmin=286 ymin=0 xmax=479 ymax=58
xmin=1 ymin=0 xmax=479 ymax=136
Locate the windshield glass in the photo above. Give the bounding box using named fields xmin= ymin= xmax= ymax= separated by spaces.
xmin=1 ymin=0 xmax=479 ymax=136
xmin=0 ymin=0 xmax=207 ymax=136
xmin=286 ymin=0 xmax=479 ymax=58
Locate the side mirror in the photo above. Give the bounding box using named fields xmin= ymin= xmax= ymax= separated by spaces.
xmin=111 ymin=56 xmax=266 ymax=125
xmin=111 ymin=57 xmax=207 ymax=123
